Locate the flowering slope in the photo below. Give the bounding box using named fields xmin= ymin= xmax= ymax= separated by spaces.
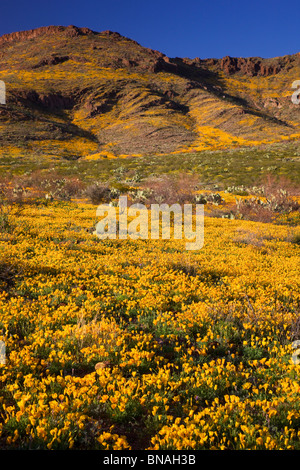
xmin=0 ymin=200 xmax=300 ymax=449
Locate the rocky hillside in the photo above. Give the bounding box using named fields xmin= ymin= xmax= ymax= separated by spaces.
xmin=0 ymin=25 xmax=299 ymax=160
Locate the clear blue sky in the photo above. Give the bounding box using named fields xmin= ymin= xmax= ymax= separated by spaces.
xmin=0 ymin=0 xmax=299 ymax=59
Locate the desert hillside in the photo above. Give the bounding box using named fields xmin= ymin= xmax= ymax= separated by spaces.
xmin=0 ymin=25 xmax=299 ymax=160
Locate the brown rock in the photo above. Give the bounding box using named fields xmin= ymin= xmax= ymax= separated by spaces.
xmin=95 ymin=361 xmax=111 ymax=370
xmin=0 ymin=25 xmax=94 ymax=46
xmin=32 ymin=55 xmax=70 ymax=68
xmin=15 ymin=90 xmax=75 ymax=110
xmin=219 ymin=56 xmax=284 ymax=76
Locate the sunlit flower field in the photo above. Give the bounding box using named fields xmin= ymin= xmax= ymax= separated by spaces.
xmin=0 ymin=199 xmax=300 ymax=450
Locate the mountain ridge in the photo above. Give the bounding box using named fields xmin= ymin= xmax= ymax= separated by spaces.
xmin=0 ymin=25 xmax=299 ymax=159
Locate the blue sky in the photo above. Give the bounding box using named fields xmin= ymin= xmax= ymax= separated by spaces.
xmin=0 ymin=0 xmax=299 ymax=59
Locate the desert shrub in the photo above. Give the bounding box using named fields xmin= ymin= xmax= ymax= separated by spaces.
xmin=231 ymin=175 xmax=300 ymax=222
xmin=0 ymin=176 xmax=25 ymax=205
xmin=255 ymin=174 xmax=299 ymax=213
xmin=232 ymin=197 xmax=298 ymax=223
xmin=261 ymin=174 xmax=299 ymax=196
xmin=18 ymin=170 xmax=85 ymax=201
xmin=85 ymin=182 xmax=119 ymax=204
xmin=225 ymin=185 xmax=250 ymax=196
xmin=194 ymin=192 xmax=224 ymax=205
xmin=133 ymin=173 xmax=200 ymax=206
xmin=61 ymin=177 xmax=85 ymax=199
xmin=232 ymin=197 xmax=275 ymax=223
xmin=110 ymin=181 xmax=131 ymax=194
xmin=128 ymin=188 xmax=154 ymax=204
xmin=42 ymin=176 xmax=84 ymax=201
xmin=22 ymin=170 xmax=47 ymax=190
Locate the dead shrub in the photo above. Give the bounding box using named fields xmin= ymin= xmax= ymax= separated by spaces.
xmin=20 ymin=170 xmax=84 ymax=200
xmin=0 ymin=176 xmax=25 ymax=204
xmin=85 ymin=182 xmax=113 ymax=204
xmin=134 ymin=173 xmax=200 ymax=206
xmin=61 ymin=177 xmax=84 ymax=199
xmin=258 ymin=174 xmax=300 ymax=213
xmin=232 ymin=175 xmax=300 ymax=223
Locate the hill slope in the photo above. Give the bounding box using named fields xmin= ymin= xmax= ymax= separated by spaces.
xmin=0 ymin=25 xmax=299 ymax=160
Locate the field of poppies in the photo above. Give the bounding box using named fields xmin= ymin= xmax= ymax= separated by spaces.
xmin=0 ymin=185 xmax=300 ymax=450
